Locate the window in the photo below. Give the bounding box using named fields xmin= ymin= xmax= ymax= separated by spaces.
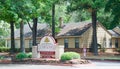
xmin=75 ymin=38 xmax=79 ymax=48
xmin=115 ymin=39 xmax=118 ymax=48
xmin=64 ymin=38 xmax=69 ymax=48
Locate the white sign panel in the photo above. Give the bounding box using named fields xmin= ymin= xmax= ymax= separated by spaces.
xmin=38 ymin=36 xmax=56 ymax=51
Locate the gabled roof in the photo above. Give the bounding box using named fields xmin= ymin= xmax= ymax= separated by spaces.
xmin=113 ymin=26 xmax=120 ymax=35
xmin=57 ymin=21 xmax=92 ymax=36
xmin=107 ymin=26 xmax=120 ymax=38
xmin=108 ymin=30 xmax=120 ymax=37
xmin=15 ymin=23 xmax=50 ymax=38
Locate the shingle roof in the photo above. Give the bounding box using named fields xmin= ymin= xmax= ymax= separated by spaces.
xmin=15 ymin=23 xmax=50 ymax=38
xmin=108 ymin=30 xmax=120 ymax=37
xmin=57 ymin=21 xmax=92 ymax=36
xmin=113 ymin=26 xmax=120 ymax=35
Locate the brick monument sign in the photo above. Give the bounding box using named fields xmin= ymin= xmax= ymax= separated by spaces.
xmin=38 ymin=36 xmax=56 ymax=58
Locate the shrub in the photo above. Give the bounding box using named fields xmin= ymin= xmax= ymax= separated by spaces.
xmin=16 ymin=52 xmax=27 ymax=60
xmin=0 ymin=47 xmax=10 ymax=52
xmin=26 ymin=52 xmax=32 ymax=58
xmin=0 ymin=56 xmax=5 ymax=60
xmin=14 ymin=48 xmax=20 ymax=52
xmin=61 ymin=52 xmax=80 ymax=61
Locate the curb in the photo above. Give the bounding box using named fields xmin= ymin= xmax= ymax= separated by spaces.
xmin=50 ymin=63 xmax=95 ymax=67
xmin=85 ymin=58 xmax=120 ymax=62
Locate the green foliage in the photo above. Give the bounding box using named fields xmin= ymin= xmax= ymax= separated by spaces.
xmin=0 ymin=47 xmax=10 ymax=52
xmin=67 ymin=0 xmax=106 ymax=12
xmin=0 ymin=0 xmax=18 ymax=22
xmin=61 ymin=52 xmax=80 ymax=61
xmin=0 ymin=48 xmax=32 ymax=53
xmin=16 ymin=52 xmax=27 ymax=60
xmin=16 ymin=52 xmax=32 ymax=60
xmin=105 ymin=0 xmax=120 ymax=28
xmin=14 ymin=48 xmax=20 ymax=52
xmin=0 ymin=21 xmax=10 ymax=46
xmin=0 ymin=56 xmax=5 ymax=60
xmin=97 ymin=9 xmax=114 ymax=29
xmin=26 ymin=52 xmax=32 ymax=58
xmin=0 ymin=39 xmax=6 ymax=47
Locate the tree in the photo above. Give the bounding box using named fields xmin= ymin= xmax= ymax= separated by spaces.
xmin=48 ymin=0 xmax=65 ymax=38
xmin=105 ymin=0 xmax=120 ymax=28
xmin=30 ymin=0 xmax=39 ymax=46
xmin=14 ymin=0 xmax=44 ymax=51
xmin=67 ymin=0 xmax=106 ymax=55
xmin=0 ymin=0 xmax=18 ymax=54
xmin=0 ymin=21 xmax=10 ymax=46
xmin=20 ymin=21 xmax=25 ymax=52
xmin=52 ymin=3 xmax=55 ymax=38
xmin=10 ymin=0 xmax=35 ymax=53
xmin=97 ymin=9 xmax=113 ymax=29
xmin=28 ymin=0 xmax=48 ymax=46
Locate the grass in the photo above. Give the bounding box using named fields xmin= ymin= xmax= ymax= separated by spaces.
xmin=80 ymin=52 xmax=120 ymax=60
xmin=86 ymin=56 xmax=120 ymax=60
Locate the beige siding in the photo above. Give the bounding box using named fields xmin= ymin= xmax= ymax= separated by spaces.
xmin=57 ymin=38 xmax=64 ymax=45
xmin=112 ymin=38 xmax=120 ymax=48
xmin=97 ymin=25 xmax=111 ymax=48
xmin=7 ymin=23 xmax=115 ymax=50
xmin=118 ymin=39 xmax=120 ymax=48
xmin=25 ymin=40 xmax=29 ymax=48
xmin=15 ymin=40 xmax=20 ymax=48
xmin=81 ymin=27 xmax=92 ymax=48
xmin=112 ymin=38 xmax=115 ymax=48
xmin=68 ymin=38 xmax=74 ymax=48
xmin=7 ymin=38 xmax=42 ymax=49
xmin=78 ymin=38 xmax=81 ymax=48
xmin=57 ymin=37 xmax=81 ymax=48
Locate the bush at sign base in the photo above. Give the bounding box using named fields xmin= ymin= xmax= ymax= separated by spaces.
xmin=26 ymin=52 xmax=32 ymax=58
xmin=61 ymin=52 xmax=80 ymax=61
xmin=16 ymin=52 xmax=27 ymax=60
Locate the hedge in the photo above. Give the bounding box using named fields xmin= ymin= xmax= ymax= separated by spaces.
xmin=61 ymin=52 xmax=80 ymax=61
xmin=0 ymin=47 xmax=32 ymax=52
xmin=15 ymin=52 xmax=32 ymax=60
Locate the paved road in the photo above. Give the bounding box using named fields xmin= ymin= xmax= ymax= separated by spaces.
xmin=0 ymin=61 xmax=120 ymax=69
xmin=92 ymin=60 xmax=120 ymax=66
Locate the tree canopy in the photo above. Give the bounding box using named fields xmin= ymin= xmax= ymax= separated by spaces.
xmin=105 ymin=0 xmax=120 ymax=29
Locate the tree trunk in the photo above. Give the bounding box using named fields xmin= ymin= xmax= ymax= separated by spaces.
xmin=20 ymin=20 xmax=25 ymax=53
xmin=91 ymin=9 xmax=98 ymax=56
xmin=10 ymin=21 xmax=15 ymax=54
xmin=32 ymin=18 xmax=38 ymax=46
xmin=52 ymin=3 xmax=55 ymax=38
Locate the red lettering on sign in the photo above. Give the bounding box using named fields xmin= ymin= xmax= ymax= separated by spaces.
xmin=40 ymin=51 xmax=55 ymax=58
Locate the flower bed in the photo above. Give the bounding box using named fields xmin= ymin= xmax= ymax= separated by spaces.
xmin=12 ymin=58 xmax=60 ymax=64
xmin=0 ymin=59 xmax=11 ymax=64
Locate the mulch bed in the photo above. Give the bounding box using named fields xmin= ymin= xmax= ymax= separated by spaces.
xmin=0 ymin=58 xmax=91 ymax=66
